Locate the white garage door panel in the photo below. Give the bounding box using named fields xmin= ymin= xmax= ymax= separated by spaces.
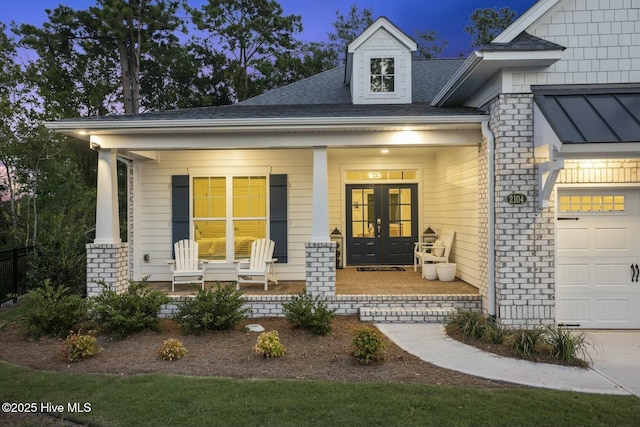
xmin=557 ymin=263 xmax=589 ymax=286
xmin=557 ymin=299 xmax=590 ymax=323
xmin=557 ymin=228 xmax=589 ymax=251
xmin=594 ymin=228 xmax=628 ymax=250
xmin=595 ymin=299 xmax=628 ymax=323
xmin=557 ymin=189 xmax=640 ymax=329
xmin=594 ymin=263 xmax=633 ymax=286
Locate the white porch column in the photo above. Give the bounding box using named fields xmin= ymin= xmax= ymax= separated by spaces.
xmin=306 ymin=146 xmax=335 ymax=297
xmin=94 ymin=148 xmax=121 ymax=244
xmin=87 ymin=147 xmax=128 ymax=296
xmin=311 ymin=146 xmax=330 ymax=242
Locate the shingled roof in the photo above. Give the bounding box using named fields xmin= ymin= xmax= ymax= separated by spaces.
xmin=482 ymin=31 xmax=566 ymax=52
xmin=55 ymin=57 xmax=483 ymax=124
xmin=242 ymin=59 xmax=467 ymax=106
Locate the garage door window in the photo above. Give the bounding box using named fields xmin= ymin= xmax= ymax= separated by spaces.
xmin=559 ymin=194 xmax=625 ymax=213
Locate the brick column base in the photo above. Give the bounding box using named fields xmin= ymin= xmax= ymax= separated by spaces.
xmin=305 ymin=242 xmax=336 ymax=297
xmin=86 ymin=243 xmax=130 ymax=297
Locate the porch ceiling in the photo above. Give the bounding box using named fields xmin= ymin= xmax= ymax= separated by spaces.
xmin=79 ymin=126 xmax=484 ymax=152
xmin=47 ymin=117 xmax=486 ymax=143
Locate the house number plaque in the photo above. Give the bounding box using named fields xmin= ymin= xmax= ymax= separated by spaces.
xmin=506 ymin=193 xmax=527 ymax=205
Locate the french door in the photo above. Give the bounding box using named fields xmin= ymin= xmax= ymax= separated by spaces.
xmin=346 ymin=184 xmax=418 ymax=265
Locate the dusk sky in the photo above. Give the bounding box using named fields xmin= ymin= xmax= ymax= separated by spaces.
xmin=1 ymin=0 xmax=538 ymax=57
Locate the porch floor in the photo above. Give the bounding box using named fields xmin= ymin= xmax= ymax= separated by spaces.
xmin=153 ymin=267 xmax=479 ymax=296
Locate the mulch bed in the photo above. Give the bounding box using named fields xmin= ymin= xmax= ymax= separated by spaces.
xmin=0 ymin=314 xmax=521 ymax=389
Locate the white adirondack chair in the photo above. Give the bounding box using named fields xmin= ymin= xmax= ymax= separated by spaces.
xmin=234 ymin=238 xmax=278 ymax=291
xmin=414 ymin=231 xmax=456 ymax=271
xmin=167 ymin=239 xmax=205 ymax=292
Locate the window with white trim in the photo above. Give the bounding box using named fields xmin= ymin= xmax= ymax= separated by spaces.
xmin=370 ymin=58 xmax=395 ymax=92
xmin=193 ymin=176 xmax=266 ymax=260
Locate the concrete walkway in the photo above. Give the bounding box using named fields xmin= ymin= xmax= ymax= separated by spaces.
xmin=377 ymin=323 xmax=640 ymax=397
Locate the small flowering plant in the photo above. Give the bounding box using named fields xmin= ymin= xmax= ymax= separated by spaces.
xmin=159 ymin=338 xmax=188 ymax=361
xmin=60 ymin=329 xmax=100 ymax=363
xmin=254 ymin=330 xmax=286 ymax=358
xmin=352 ymin=326 xmax=386 ymax=365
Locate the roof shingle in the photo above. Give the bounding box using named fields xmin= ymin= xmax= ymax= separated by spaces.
xmin=482 ymin=31 xmax=565 ymax=52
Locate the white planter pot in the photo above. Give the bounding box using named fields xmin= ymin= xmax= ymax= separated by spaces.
xmin=422 ymin=264 xmax=438 ymax=280
xmin=437 ymin=263 xmax=457 ymax=282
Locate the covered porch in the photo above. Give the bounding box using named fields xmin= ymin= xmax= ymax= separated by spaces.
xmin=153 ymin=266 xmax=480 ymax=297
xmin=153 ymin=266 xmax=482 ymax=323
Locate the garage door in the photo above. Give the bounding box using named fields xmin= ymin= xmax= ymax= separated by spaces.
xmin=556 ymin=189 xmax=640 ymax=329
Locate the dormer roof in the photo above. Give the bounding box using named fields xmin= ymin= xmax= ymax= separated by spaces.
xmin=348 ymin=16 xmax=417 ymax=53
xmin=344 ymin=17 xmax=417 ymax=86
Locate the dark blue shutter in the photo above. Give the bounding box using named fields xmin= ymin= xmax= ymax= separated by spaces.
xmin=270 ymin=174 xmax=288 ymax=263
xmin=171 ymin=175 xmax=190 ymax=253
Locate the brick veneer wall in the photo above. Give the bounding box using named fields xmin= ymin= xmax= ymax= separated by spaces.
xmin=478 ymin=134 xmax=490 ymax=313
xmin=158 ymin=294 xmax=482 ymax=320
xmin=489 ymin=94 xmax=556 ymax=328
xmin=558 ymin=159 xmax=640 ymax=184
xmin=305 ymin=242 xmax=336 ymax=297
xmin=86 ymin=243 xmax=129 ymax=297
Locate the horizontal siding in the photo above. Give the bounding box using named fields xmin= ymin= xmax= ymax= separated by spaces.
xmin=132 ymin=145 xmax=481 ymax=286
xmin=328 ymin=149 xmax=432 ymax=246
xmin=135 ymin=149 xmax=312 ymax=281
xmin=428 ymin=147 xmax=480 ymax=287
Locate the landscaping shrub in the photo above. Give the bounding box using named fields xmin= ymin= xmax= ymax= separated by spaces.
xmin=174 ymin=284 xmax=249 ymax=334
xmin=505 ymin=328 xmax=547 ymax=360
xmin=544 ymin=323 xmax=591 ymax=366
xmin=22 ymin=280 xmax=87 ymax=338
xmin=481 ymin=316 xmax=508 ymax=344
xmin=352 ymin=326 xmax=386 ymax=364
xmin=159 ymin=339 xmax=188 ymax=361
xmin=446 ymin=310 xmax=486 ymax=340
xmin=282 ymin=292 xmax=336 ymax=336
xmin=254 ymin=330 xmax=286 ymax=358
xmin=60 ymin=330 xmax=100 ymax=362
xmin=446 ymin=311 xmax=593 ymax=366
xmin=90 ymin=278 xmax=169 ymax=338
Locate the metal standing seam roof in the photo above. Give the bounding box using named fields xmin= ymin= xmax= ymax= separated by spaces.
xmin=532 ymin=84 xmax=640 ymax=144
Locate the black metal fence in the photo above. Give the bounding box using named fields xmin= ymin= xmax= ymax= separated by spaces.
xmin=0 ymin=246 xmax=35 ymax=305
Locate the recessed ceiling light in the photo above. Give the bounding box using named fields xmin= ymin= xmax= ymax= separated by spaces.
xmin=381 ymin=149 xmax=389 ymax=154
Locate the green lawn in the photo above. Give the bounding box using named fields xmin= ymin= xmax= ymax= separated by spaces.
xmin=1 ymin=361 xmax=639 ymax=427
xmin=2 ymin=304 xmax=639 ymax=426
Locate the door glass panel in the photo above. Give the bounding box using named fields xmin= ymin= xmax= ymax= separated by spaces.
xmin=351 ymin=188 xmax=375 ymax=238
xmin=388 ymin=188 xmax=412 ymax=237
xmin=388 ymin=189 xmax=400 ymax=237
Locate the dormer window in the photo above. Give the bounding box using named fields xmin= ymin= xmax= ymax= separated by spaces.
xmin=346 ymin=17 xmax=416 ymax=104
xmin=370 ymin=58 xmax=395 ymax=93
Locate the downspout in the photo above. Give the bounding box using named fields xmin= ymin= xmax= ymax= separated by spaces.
xmin=481 ymin=121 xmax=496 ymax=317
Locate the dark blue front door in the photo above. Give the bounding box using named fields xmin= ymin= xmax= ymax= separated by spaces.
xmin=346 ymin=184 xmax=418 ymax=265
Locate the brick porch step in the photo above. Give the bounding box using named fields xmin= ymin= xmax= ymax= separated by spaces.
xmin=359 ymin=306 xmax=456 ymax=323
